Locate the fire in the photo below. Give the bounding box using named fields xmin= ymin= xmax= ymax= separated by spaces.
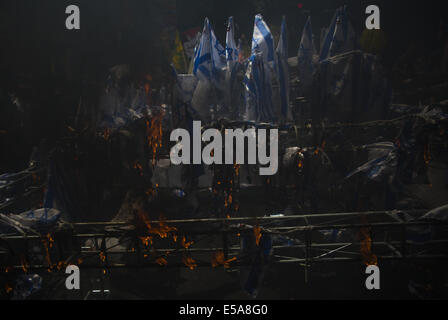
xmin=41 ymin=234 xmax=53 ymax=267
xmin=140 ymin=236 xmax=153 ymax=247
xmin=103 ymin=128 xmax=111 ymax=141
xmin=20 ymin=256 xmax=29 ymax=273
xmin=99 ymin=251 xmax=106 ymax=262
xmin=156 ymin=257 xmax=168 ymax=266
xmin=234 ymin=164 xmax=240 ymax=177
xmin=254 ymin=225 xmax=262 ymax=246
xmin=138 ymin=211 xmax=178 ymax=240
xmin=359 ymin=226 xmax=378 ymax=266
xmin=224 ymin=193 xmax=233 ymax=208
xmin=133 ymin=160 xmax=143 ymax=176
xmin=46 ymin=233 xmax=54 ymax=248
xmin=314 ymin=140 xmax=326 ymax=156
xmin=146 ymin=110 xmax=165 ymax=166
xmin=56 ymin=261 xmax=67 ymax=271
xmin=211 ymin=251 xmax=237 ymax=268
xmin=182 ymin=255 xmax=197 ymax=270
xmin=181 ymin=236 xmax=194 ymax=249
xmin=5 ymin=284 xmax=13 ymax=294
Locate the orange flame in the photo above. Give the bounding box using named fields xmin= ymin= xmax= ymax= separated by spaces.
xmin=99 ymin=251 xmax=106 ymax=262
xmin=41 ymin=235 xmax=53 ymax=268
xmin=146 ymin=111 xmax=165 ymax=166
xmin=181 ymin=236 xmax=194 ymax=249
xmin=359 ymin=227 xmax=378 ymax=266
xmin=103 ymin=128 xmax=111 ymax=141
xmin=156 ymin=257 xmax=168 ymax=266
xmin=211 ymin=251 xmax=237 ymax=268
xmin=140 ymin=236 xmax=153 ymax=247
xmin=254 ymin=225 xmax=262 ymax=246
xmin=234 ymin=164 xmax=240 ymax=177
xmin=133 ymin=160 xmax=143 ymax=176
xmin=138 ymin=211 xmax=177 ymax=240
xmin=182 ymin=255 xmax=197 ymax=270
xmin=20 ymin=256 xmax=29 ymax=273
xmin=5 ymin=284 xmax=13 ymax=294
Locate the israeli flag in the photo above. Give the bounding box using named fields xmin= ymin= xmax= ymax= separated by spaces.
xmin=297 ymin=16 xmax=316 ymax=89
xmin=319 ymin=8 xmax=340 ymax=61
xmin=243 ymin=54 xmax=274 ymax=122
xmin=225 ymin=16 xmax=239 ymax=70
xmin=320 ymin=6 xmax=356 ymax=61
xmin=251 ymin=14 xmax=275 ymax=64
xmin=193 ymin=17 xmax=226 ymax=82
xmin=275 ymin=16 xmax=291 ymax=121
xmin=210 ymin=23 xmax=226 ymax=70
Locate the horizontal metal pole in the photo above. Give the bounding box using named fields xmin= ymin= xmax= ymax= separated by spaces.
xmin=72 ymin=209 xmax=427 ymax=226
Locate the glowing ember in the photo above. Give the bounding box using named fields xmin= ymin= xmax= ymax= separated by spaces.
xmin=103 ymin=128 xmax=111 ymax=140
xmin=20 ymin=256 xmax=28 ymax=273
xmin=5 ymin=284 xmax=13 ymax=294
xmin=138 ymin=211 xmax=177 ymax=240
xmin=133 ymin=160 xmax=144 ymax=176
xmin=211 ymin=251 xmax=237 ymax=268
xmin=146 ymin=110 xmax=165 ymax=166
xmin=234 ymin=164 xmax=240 ymax=176
xmin=41 ymin=236 xmax=52 ymax=267
xmin=254 ymin=225 xmax=262 ymax=246
xmin=182 ymin=255 xmax=197 ymax=270
xmin=99 ymin=251 xmax=106 ymax=262
xmin=156 ymin=257 xmax=168 ymax=266
xmin=359 ymin=226 xmax=378 ymax=266
xmin=140 ymin=236 xmax=153 ymax=247
xmin=181 ymin=236 xmax=194 ymax=249
xmin=56 ymin=261 xmax=66 ymax=271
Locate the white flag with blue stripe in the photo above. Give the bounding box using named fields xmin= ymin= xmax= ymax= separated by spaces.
xmin=251 ymin=14 xmax=275 ymax=64
xmin=243 ymin=54 xmax=274 ymax=122
xmin=193 ymin=17 xmax=226 ymax=83
xmin=225 ymin=16 xmax=239 ymax=70
xmin=275 ymin=16 xmax=291 ymax=121
xmin=210 ymin=23 xmax=226 ymax=70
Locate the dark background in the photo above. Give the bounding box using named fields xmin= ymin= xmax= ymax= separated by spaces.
xmin=0 ymin=0 xmax=446 ymax=170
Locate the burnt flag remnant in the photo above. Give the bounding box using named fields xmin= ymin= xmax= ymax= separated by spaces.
xmin=0 ymin=0 xmax=448 ymax=301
